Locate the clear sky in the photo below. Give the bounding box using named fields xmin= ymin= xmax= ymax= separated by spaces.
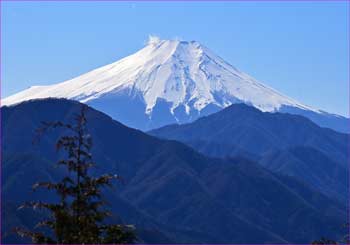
xmin=1 ymin=1 xmax=349 ymax=116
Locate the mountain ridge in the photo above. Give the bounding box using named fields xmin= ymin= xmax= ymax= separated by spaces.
xmin=2 ymin=98 xmax=347 ymax=243
xmin=2 ymin=38 xmax=348 ymax=132
xmin=149 ymin=103 xmax=349 ymax=201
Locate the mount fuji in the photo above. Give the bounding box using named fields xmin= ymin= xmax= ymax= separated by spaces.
xmin=2 ymin=37 xmax=349 ymax=132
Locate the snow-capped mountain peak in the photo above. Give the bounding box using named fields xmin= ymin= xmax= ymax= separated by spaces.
xmin=2 ymin=38 xmax=312 ymax=112
xmin=4 ymin=37 xmax=347 ymax=132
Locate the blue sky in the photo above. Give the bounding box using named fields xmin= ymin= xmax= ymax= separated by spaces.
xmin=1 ymin=1 xmax=349 ymax=116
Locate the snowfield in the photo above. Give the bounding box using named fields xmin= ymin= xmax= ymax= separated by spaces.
xmin=3 ymin=38 xmax=348 ymax=132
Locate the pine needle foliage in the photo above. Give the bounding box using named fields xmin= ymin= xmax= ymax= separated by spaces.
xmin=14 ymin=105 xmax=136 ymax=244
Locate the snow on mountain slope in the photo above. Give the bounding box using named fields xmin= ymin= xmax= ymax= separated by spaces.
xmin=2 ymin=37 xmax=348 ymax=132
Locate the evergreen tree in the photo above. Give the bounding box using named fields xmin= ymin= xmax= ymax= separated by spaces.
xmin=311 ymin=238 xmax=337 ymax=245
xmin=311 ymin=223 xmax=350 ymax=245
xmin=14 ymin=105 xmax=136 ymax=244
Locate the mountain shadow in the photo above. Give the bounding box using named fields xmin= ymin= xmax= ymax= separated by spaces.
xmin=149 ymin=103 xmax=349 ymax=202
xmin=2 ymin=99 xmax=347 ymax=243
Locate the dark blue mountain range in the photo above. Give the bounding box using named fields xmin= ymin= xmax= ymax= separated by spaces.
xmin=1 ymin=99 xmax=348 ymax=243
xmin=150 ymin=103 xmax=349 ymax=202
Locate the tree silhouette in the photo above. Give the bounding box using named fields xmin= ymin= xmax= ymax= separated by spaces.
xmin=311 ymin=237 xmax=337 ymax=245
xmin=14 ymin=105 xmax=136 ymax=244
xmin=311 ymin=223 xmax=350 ymax=245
